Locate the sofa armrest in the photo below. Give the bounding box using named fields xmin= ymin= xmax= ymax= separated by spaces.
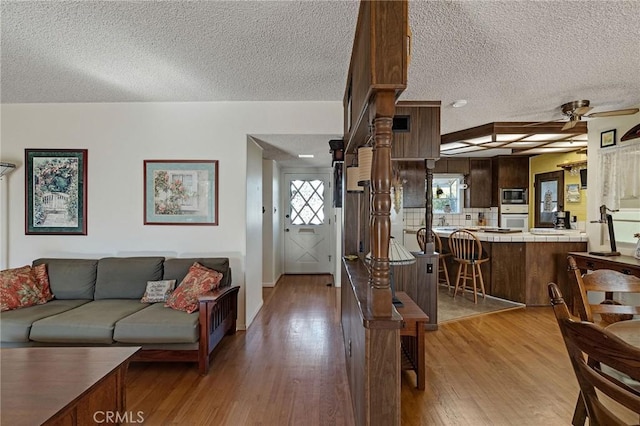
xmin=197 ymin=285 xmax=239 ymax=303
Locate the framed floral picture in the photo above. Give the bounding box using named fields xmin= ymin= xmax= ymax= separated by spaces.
xmin=25 ymin=149 xmax=88 ymax=235
xmin=144 ymin=160 xmax=218 ymax=225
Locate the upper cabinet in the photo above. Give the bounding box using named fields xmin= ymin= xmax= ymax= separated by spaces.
xmin=433 ymin=158 xmax=469 ymax=174
xmin=391 ymin=101 xmax=441 ymax=160
xmin=491 ymin=156 xmax=530 ymax=206
xmin=466 ymin=159 xmax=493 ymax=208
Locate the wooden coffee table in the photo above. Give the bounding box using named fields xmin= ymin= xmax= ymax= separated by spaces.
xmin=1 ymin=346 xmax=140 ymax=426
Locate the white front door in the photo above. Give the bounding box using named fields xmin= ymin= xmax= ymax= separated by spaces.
xmin=284 ymin=173 xmax=332 ymax=274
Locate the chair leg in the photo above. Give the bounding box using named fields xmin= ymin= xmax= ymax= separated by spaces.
xmin=472 ymin=264 xmax=478 ymax=304
xmin=453 ymin=264 xmax=463 ymax=298
xmin=477 ymin=264 xmax=486 ymax=299
xmin=461 ymin=264 xmax=468 ymax=295
xmin=571 ymin=394 xmax=587 ymax=426
xmin=442 ymin=258 xmax=451 ymax=289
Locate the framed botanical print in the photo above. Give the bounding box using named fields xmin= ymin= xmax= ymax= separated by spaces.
xmin=25 ymin=149 xmax=88 ymax=235
xmin=600 ymin=129 xmax=616 ymax=148
xmin=144 ymin=160 xmax=218 ymax=225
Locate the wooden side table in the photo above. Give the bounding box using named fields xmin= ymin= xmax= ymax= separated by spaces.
xmin=395 ymin=291 xmax=429 ymax=390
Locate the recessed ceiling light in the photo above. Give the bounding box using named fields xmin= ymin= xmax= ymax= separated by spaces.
xmin=452 ymin=99 xmax=468 ymax=108
xmin=298 ymin=154 xmax=314 ymax=158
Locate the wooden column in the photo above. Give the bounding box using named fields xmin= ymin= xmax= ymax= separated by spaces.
xmin=368 ymin=91 xmax=395 ymax=317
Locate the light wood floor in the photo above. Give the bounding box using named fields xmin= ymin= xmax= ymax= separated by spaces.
xmin=126 ymin=275 xmax=580 ymax=425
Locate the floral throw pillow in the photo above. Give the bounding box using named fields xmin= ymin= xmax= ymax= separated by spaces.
xmin=141 ymin=279 xmax=176 ymax=303
xmin=165 ymin=263 xmax=223 ymax=313
xmin=0 ymin=266 xmax=45 ymax=312
xmin=32 ymin=263 xmax=54 ymax=302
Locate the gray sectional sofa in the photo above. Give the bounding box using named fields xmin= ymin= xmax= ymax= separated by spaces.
xmin=0 ymin=256 xmax=239 ymax=374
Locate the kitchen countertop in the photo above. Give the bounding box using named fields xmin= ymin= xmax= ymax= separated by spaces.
xmin=404 ymin=227 xmax=588 ymax=243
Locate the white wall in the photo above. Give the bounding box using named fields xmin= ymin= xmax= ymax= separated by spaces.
xmin=261 ymin=158 xmax=282 ymax=287
xmin=1 ymin=101 xmax=342 ymax=329
xmin=586 ymin=108 xmax=640 ymax=256
xmin=262 ymin=159 xmax=275 ymax=286
xmin=246 ymin=139 xmax=264 ymax=325
xmin=272 ymin=161 xmax=283 ymax=282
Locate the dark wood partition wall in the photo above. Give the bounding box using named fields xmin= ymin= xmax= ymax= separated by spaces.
xmin=341 ymin=1 xmax=408 ymax=425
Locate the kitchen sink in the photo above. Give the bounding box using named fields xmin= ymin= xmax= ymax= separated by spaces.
xmin=433 ymin=227 xmax=459 ymax=232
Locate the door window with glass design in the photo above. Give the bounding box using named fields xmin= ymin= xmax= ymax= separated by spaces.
xmin=290 ymin=180 xmax=325 ymax=225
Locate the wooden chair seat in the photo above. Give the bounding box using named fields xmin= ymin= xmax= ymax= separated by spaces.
xmin=448 ymin=230 xmax=488 ymax=303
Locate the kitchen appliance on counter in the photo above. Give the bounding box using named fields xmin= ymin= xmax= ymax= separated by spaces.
xmin=554 ymin=210 xmax=571 ymax=230
xmin=500 ymin=204 xmax=529 ymax=232
xmin=501 ymin=188 xmax=528 ymax=205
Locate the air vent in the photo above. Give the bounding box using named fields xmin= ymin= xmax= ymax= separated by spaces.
xmin=392 ymin=115 xmax=410 ymax=133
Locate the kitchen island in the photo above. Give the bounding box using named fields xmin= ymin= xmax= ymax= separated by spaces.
xmin=427 ymin=227 xmax=588 ymax=305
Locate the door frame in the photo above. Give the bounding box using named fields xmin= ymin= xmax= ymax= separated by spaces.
xmin=534 ymin=170 xmax=564 ymax=228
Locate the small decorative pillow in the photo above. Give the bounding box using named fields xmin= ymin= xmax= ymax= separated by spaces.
xmin=32 ymin=263 xmax=54 ymax=302
xmin=165 ymin=263 xmax=223 ymax=313
xmin=0 ymin=266 xmax=45 ymax=312
xmin=141 ymin=279 xmax=176 ymax=303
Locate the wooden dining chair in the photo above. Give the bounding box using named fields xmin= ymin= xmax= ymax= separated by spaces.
xmin=566 ymin=255 xmax=640 ymax=425
xmin=568 ymin=255 xmax=640 ymax=326
xmin=417 ymin=228 xmax=452 ymax=289
xmin=548 ymin=283 xmax=640 ymax=426
xmin=448 ymin=230 xmax=488 ymax=303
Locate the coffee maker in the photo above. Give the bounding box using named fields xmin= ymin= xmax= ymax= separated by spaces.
xmin=554 ymin=210 xmax=571 ymax=229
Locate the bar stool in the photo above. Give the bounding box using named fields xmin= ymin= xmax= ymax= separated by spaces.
xmin=448 ymin=230 xmax=489 ymax=303
xmin=416 ymin=228 xmax=451 ymax=289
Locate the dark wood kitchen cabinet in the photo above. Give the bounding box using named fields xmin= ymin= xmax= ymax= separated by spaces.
xmin=466 ymin=159 xmax=493 ymax=208
xmin=433 ymin=158 xmax=469 ymax=174
xmin=491 ymin=156 xmax=530 ymax=206
xmin=391 ymin=101 xmax=441 ymax=159
xmin=397 ymin=161 xmax=426 ymax=208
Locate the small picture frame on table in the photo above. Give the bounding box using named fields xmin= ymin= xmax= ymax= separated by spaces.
xmin=144 ymin=160 xmax=218 ymax=226
xmin=600 ymin=129 xmax=616 ymax=148
xmin=25 ymin=149 xmax=88 ymax=235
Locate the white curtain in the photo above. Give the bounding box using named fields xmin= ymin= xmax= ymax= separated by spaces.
xmin=600 ymin=140 xmax=640 ymax=209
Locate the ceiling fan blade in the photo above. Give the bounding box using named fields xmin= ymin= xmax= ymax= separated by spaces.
xmin=524 ymin=119 xmax=564 ymax=127
xmin=562 ymin=120 xmax=578 ymax=131
xmin=574 ymin=106 xmax=593 ymax=116
xmin=586 ymin=108 xmax=640 ymax=118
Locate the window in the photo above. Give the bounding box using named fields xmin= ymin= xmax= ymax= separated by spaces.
xmin=289 ymin=179 xmax=325 ymax=225
xmin=432 ymin=175 xmax=463 ymax=214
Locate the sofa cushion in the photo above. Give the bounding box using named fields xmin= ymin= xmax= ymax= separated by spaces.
xmin=29 ymin=300 xmax=148 ymax=344
xmin=165 ymin=263 xmax=223 ymax=313
xmin=0 ymin=300 xmax=90 ymax=342
xmin=94 ymin=257 xmax=164 ymax=300
xmin=0 ymin=266 xmax=45 ymax=311
xmin=32 ymin=258 xmax=98 ymax=300
xmin=113 ymin=303 xmax=199 ymax=344
xmin=163 ymin=258 xmax=230 ymax=287
xmin=32 ymin=263 xmax=54 ymax=302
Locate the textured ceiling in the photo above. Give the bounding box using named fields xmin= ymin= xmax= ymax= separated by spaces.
xmin=2 ymin=1 xmax=640 ymax=168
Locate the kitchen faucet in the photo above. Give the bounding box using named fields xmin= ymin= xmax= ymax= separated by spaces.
xmin=438 ymin=216 xmax=447 ymax=226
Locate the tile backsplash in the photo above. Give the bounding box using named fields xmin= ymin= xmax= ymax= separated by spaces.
xmin=404 ymin=207 xmax=498 ymax=228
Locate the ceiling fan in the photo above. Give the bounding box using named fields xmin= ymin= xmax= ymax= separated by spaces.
xmin=530 ymin=100 xmax=639 ymax=131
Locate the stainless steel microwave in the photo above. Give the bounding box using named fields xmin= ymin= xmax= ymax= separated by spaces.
xmin=501 ymin=188 xmax=528 ymax=204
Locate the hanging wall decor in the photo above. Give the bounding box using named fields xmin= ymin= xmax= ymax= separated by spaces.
xmin=25 ymin=149 xmax=88 ymax=235
xmin=144 ymin=160 xmax=218 ymax=225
